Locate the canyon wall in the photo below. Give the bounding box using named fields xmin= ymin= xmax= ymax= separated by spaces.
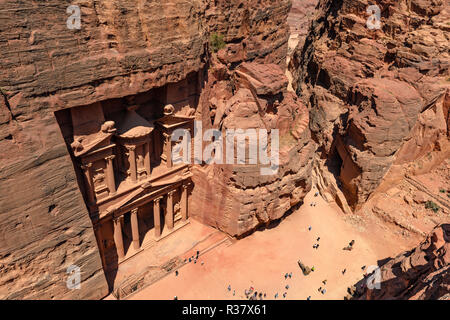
xmin=290 ymin=0 xmax=450 ymax=209
xmin=0 ymin=0 xmax=311 ymax=298
xmin=0 ymin=0 xmax=211 ymax=300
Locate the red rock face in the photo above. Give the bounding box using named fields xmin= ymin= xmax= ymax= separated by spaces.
xmin=290 ymin=0 xmax=450 ymax=208
xmin=288 ymin=0 xmax=318 ymax=38
xmin=352 ymin=224 xmax=449 ymax=300
xmin=190 ymin=57 xmax=315 ymax=236
xmin=0 ymin=0 xmax=297 ymax=298
xmin=206 ymin=0 xmax=292 ymax=67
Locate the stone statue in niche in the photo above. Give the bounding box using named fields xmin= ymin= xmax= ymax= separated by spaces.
xmin=93 ymin=169 xmax=105 ymax=186
xmin=174 ymin=202 xmax=181 ymax=221
xmin=137 ymin=154 xmax=145 ymax=169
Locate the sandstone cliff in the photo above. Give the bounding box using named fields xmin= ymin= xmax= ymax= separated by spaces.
xmin=289 ymin=0 xmax=450 ymax=209
xmin=0 ymin=0 xmax=301 ymax=299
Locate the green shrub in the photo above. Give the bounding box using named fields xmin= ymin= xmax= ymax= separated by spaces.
xmin=425 ymin=201 xmax=440 ymax=213
xmin=210 ymin=33 xmax=226 ymax=53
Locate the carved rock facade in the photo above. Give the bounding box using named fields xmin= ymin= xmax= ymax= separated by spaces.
xmin=0 ymin=0 xmax=302 ymax=299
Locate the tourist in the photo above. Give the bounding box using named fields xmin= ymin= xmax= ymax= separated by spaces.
xmin=342 ymin=269 xmax=346 ymax=275
xmin=307 ymin=296 xmax=311 ymax=300
xmin=289 ymin=272 xmax=292 ymax=278
xmin=285 ymin=285 xmax=290 ymax=290
xmin=227 ymin=285 xmax=231 ymax=291
xmin=175 ymin=270 xmax=179 ymax=276
xmin=274 ymin=293 xmax=278 ymax=299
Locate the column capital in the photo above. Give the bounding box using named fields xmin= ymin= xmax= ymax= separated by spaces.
xmin=154 ymin=196 xmax=164 ymax=203
xmin=113 ymin=215 xmax=123 ymax=223
xmin=105 ymin=155 xmax=116 ymax=161
xmin=131 ymin=207 xmax=139 ymax=215
xmin=81 ymin=162 xmax=93 ymax=170
xmin=126 ymin=145 xmax=136 ymax=151
xmin=168 ymin=189 xmax=176 ymax=196
xmin=163 ymin=132 xmax=171 ymax=141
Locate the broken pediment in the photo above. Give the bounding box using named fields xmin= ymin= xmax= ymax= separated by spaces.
xmin=70 ymin=102 xmax=117 ymax=157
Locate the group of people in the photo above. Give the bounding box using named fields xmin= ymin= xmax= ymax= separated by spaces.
xmin=183 ymin=250 xmax=203 ymax=265
xmin=174 ymin=187 xmax=365 ymax=301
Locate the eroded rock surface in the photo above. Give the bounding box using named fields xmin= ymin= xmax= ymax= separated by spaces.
xmin=190 ymin=56 xmax=315 ymax=237
xmin=290 ymin=0 xmax=450 ymax=208
xmin=0 ymin=0 xmax=302 ymax=298
xmin=351 ymin=224 xmax=449 ymax=300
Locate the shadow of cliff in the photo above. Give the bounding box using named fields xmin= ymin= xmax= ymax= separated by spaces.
xmin=350 ymin=225 xmax=450 ymax=300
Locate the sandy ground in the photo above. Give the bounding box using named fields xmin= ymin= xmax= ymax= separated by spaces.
xmin=128 ymin=187 xmax=412 ymax=300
